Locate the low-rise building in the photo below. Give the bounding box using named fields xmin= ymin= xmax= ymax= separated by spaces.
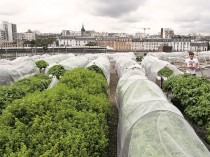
xmin=190 ymin=42 xmax=208 ymax=52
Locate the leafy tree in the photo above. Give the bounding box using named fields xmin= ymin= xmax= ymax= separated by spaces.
xmin=48 ymin=65 xmax=65 ymax=79
xmin=35 ymin=60 xmax=48 ymax=73
xmin=29 ymin=38 xmax=57 ymax=47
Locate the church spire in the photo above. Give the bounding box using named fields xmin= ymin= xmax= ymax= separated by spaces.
xmin=81 ymin=24 xmax=85 ymax=36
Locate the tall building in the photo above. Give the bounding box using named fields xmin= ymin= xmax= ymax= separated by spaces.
xmin=0 ymin=29 xmax=6 ymax=40
xmin=161 ymin=28 xmax=174 ymax=39
xmin=1 ymin=21 xmax=17 ymax=42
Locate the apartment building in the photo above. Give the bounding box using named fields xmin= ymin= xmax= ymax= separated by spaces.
xmin=161 ymin=28 xmax=174 ymax=38
xmin=58 ymin=36 xmax=96 ymax=46
xmin=171 ymin=36 xmax=191 ymax=51
xmin=1 ymin=21 xmax=17 ymax=42
xmin=0 ymin=29 xmax=6 ymax=40
xmin=114 ymin=37 xmax=132 ymax=51
xmin=190 ymin=42 xmax=208 ymax=51
xmin=96 ymin=37 xmax=115 ymax=49
xmin=17 ymin=30 xmax=37 ymax=41
xmin=131 ymin=38 xmax=172 ymax=51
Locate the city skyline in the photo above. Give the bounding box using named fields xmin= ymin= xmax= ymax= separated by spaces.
xmin=1 ymin=0 xmax=210 ymax=35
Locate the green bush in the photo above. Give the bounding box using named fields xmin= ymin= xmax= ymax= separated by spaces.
xmin=0 ymin=68 xmax=110 ymax=156
xmin=48 ymin=65 xmax=65 ymax=79
xmin=158 ymin=66 xmax=173 ymax=78
xmin=0 ymin=74 xmax=51 ymax=114
xmin=87 ymin=65 xmax=105 ymax=79
xmin=35 ymin=60 xmax=48 ymax=73
xmin=59 ymin=68 xmax=108 ymax=95
xmin=136 ymin=55 xmax=144 ymax=62
xmin=163 ymin=74 xmax=210 ymax=126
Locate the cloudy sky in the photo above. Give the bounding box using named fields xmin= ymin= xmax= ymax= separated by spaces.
xmin=0 ymin=0 xmax=210 ymax=35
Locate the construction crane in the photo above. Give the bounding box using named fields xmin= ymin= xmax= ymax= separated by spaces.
xmin=132 ymin=27 xmax=150 ymax=34
xmin=140 ymin=27 xmax=150 ymax=34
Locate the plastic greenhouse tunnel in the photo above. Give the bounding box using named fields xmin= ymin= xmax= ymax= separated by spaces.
xmin=85 ymin=56 xmax=110 ymax=85
xmin=46 ymin=56 xmax=89 ymax=88
xmin=115 ymin=57 xmax=210 ymax=157
xmin=115 ymin=56 xmax=145 ymax=78
xmin=141 ymin=55 xmax=183 ymax=82
xmin=59 ymin=56 xmax=89 ymax=70
xmin=0 ymin=57 xmax=39 ymax=85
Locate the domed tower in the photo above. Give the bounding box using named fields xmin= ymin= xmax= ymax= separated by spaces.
xmin=81 ymin=24 xmax=86 ymax=36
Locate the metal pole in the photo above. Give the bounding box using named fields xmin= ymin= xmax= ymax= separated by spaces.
xmin=5 ymin=49 xmax=7 ymax=59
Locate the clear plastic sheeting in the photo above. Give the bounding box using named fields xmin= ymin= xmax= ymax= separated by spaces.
xmin=10 ymin=56 xmax=34 ymax=65
xmin=123 ymin=111 xmax=210 ymax=157
xmin=30 ymin=54 xmax=49 ymax=62
xmin=39 ymin=54 xmax=75 ymax=65
xmin=141 ymin=55 xmax=183 ymax=82
xmin=47 ymin=76 xmax=59 ymax=89
xmin=115 ymin=57 xmax=145 ymax=78
xmin=0 ymin=57 xmax=39 ymax=85
xmin=12 ymin=59 xmax=39 ymax=78
xmin=83 ymin=52 xmax=136 ymax=63
xmin=109 ymin=52 xmax=136 ymax=62
xmin=59 ymin=56 xmax=89 ymax=70
xmin=197 ymin=51 xmax=210 ymax=68
xmin=116 ymin=59 xmax=210 ymax=157
xmin=39 ymin=54 xmax=75 ymax=73
xmin=85 ymin=56 xmax=110 ymax=84
xmin=84 ymin=53 xmax=107 ymax=62
xmin=147 ymin=51 xmax=189 ymax=63
xmin=0 ymin=65 xmax=22 ymax=85
xmin=0 ymin=59 xmax=11 ymax=65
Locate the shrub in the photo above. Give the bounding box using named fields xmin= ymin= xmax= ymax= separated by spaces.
xmin=158 ymin=66 xmax=173 ymax=78
xmin=136 ymin=55 xmax=144 ymax=62
xmin=35 ymin=60 xmax=48 ymax=73
xmin=48 ymin=65 xmax=65 ymax=79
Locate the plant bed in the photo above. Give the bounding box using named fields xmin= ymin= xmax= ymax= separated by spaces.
xmin=163 ymin=74 xmax=210 ymax=151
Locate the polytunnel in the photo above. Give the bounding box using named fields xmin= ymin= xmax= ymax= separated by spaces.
xmin=116 ymin=58 xmax=210 ymax=157
xmin=0 ymin=59 xmax=12 ymax=65
xmin=39 ymin=53 xmax=75 ymax=65
xmin=46 ymin=56 xmax=89 ymax=88
xmin=147 ymin=51 xmax=188 ymax=60
xmin=109 ymin=52 xmax=136 ymax=63
xmin=0 ymin=56 xmax=40 ymax=85
xmin=0 ymin=65 xmax=22 ymax=85
xmin=12 ymin=58 xmax=39 ymax=78
xmin=59 ymin=56 xmax=89 ymax=70
xmin=141 ymin=55 xmax=183 ymax=82
xmin=115 ymin=56 xmax=145 ymax=78
xmin=85 ymin=56 xmax=110 ymax=84
xmin=44 ymin=54 xmax=76 ymax=73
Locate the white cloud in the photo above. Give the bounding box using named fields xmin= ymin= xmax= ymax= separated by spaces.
xmin=0 ymin=0 xmax=210 ymax=35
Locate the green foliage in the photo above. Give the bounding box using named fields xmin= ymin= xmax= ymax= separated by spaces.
xmin=0 ymin=68 xmax=110 ymax=156
xmin=48 ymin=65 xmax=65 ymax=79
xmin=85 ymin=42 xmax=97 ymax=46
xmin=157 ymin=66 xmax=173 ymax=78
xmin=35 ymin=60 xmax=48 ymax=70
xmin=87 ymin=65 xmax=105 ymax=78
xmin=163 ymin=74 xmax=210 ymax=126
xmin=59 ymin=68 xmax=108 ymax=95
xmin=30 ymin=38 xmax=57 ymax=47
xmin=0 ymin=86 xmax=25 ymax=114
xmin=0 ymin=74 xmax=51 ymax=114
xmin=136 ymin=55 xmax=144 ymax=62
xmin=14 ymin=74 xmax=51 ymax=93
